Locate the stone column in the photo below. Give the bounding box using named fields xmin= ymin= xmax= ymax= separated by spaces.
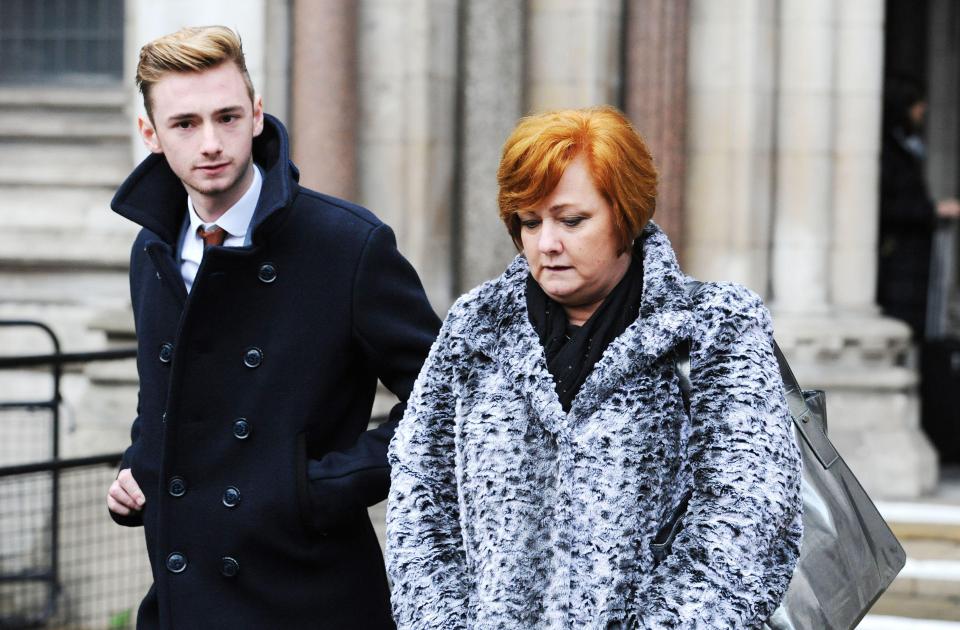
xmin=456 ymin=1 xmax=525 ymax=293
xmin=358 ymin=0 xmax=458 ymax=310
xmin=830 ymin=0 xmax=884 ymax=314
xmin=771 ymin=0 xmax=834 ymax=313
xmin=623 ymin=0 xmax=689 ymax=252
xmin=290 ymin=0 xmax=357 ymax=200
xmin=526 ymin=0 xmax=622 ymax=111
xmin=683 ymin=0 xmax=777 ymax=296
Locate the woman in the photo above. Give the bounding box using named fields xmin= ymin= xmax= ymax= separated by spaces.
xmin=387 ymin=106 xmax=802 ymax=629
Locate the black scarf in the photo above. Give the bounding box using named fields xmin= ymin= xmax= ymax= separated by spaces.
xmin=526 ymin=252 xmax=644 ymax=412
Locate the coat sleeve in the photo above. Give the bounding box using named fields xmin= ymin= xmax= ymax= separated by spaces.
xmin=386 ymin=312 xmax=470 ymax=629
xmin=109 ymin=408 xmax=145 ymax=527
xmin=304 ymin=223 xmax=442 ymax=529
xmin=630 ymin=284 xmax=803 ymax=629
xmin=111 ymin=243 xmax=147 ymax=528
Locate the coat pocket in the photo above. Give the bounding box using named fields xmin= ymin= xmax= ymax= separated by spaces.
xmin=293 ymin=432 xmax=322 ymax=536
xmin=650 ymin=489 xmax=692 ymax=564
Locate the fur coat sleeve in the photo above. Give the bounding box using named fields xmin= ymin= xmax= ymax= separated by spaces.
xmin=628 ymin=283 xmax=802 ymax=628
xmin=387 ymin=310 xmax=470 ymax=629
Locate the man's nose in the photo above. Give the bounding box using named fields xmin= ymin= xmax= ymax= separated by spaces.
xmin=200 ymin=124 xmax=223 ymax=155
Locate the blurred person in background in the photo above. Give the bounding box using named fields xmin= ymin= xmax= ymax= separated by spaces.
xmin=387 ymin=106 xmax=802 ymax=628
xmin=878 ymin=75 xmax=960 ymax=339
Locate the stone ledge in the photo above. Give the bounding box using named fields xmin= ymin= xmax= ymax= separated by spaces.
xmin=0 ymin=86 xmax=127 ymax=109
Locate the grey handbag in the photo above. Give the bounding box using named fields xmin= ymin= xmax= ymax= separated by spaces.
xmin=667 ymin=281 xmax=907 ymax=630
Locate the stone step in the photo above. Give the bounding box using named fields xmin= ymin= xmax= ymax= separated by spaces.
xmin=0 ymin=86 xmax=127 ymax=109
xmin=880 ymin=502 xmax=960 ymax=543
xmin=0 ymin=111 xmax=130 ymax=141
xmin=0 ymin=86 xmax=129 ymax=140
xmin=868 ymin=502 xmax=960 ymax=622
xmin=0 ymin=140 xmax=131 ymax=187
xmin=0 ymin=184 xmax=136 ymax=268
xmin=859 ymin=615 xmax=960 ymax=628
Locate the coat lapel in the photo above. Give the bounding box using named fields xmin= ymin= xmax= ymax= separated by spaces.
xmin=493 ymin=256 xmax=569 ymax=438
xmin=492 ymin=222 xmax=694 ymax=435
xmin=569 ymin=223 xmax=695 ymax=421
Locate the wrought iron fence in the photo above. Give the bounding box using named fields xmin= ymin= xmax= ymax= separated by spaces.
xmin=0 ymin=321 xmax=148 ymax=630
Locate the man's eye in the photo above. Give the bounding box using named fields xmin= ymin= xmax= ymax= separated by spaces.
xmin=221 ymin=115 xmax=237 ymax=123
xmin=175 ymin=121 xmax=192 ymax=129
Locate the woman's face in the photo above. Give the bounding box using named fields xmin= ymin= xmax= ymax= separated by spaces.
xmin=518 ymin=153 xmax=632 ymax=325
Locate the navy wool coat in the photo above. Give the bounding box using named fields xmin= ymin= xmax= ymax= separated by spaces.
xmin=111 ymin=114 xmax=440 ymax=629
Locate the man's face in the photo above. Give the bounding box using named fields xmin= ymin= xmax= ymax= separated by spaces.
xmin=138 ymin=62 xmax=264 ymax=219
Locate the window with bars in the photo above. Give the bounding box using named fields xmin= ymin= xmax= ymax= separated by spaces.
xmin=0 ymin=0 xmax=124 ymax=85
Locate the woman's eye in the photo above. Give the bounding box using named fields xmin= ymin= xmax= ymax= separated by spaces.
xmin=520 ymin=219 xmax=540 ymax=229
xmin=562 ymin=217 xmax=585 ymax=227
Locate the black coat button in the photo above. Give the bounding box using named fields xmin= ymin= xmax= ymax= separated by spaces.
xmin=168 ymin=476 xmax=187 ymax=497
xmin=232 ymin=418 xmax=251 ymax=440
xmin=166 ymin=552 xmax=187 ymax=574
xmin=220 ymin=556 xmax=240 ymax=578
xmin=159 ymin=342 xmax=174 ymax=364
xmin=258 ymin=263 xmax=277 ymax=284
xmin=222 ymin=486 xmax=241 ymax=508
xmin=243 ymin=347 xmax=263 ymax=368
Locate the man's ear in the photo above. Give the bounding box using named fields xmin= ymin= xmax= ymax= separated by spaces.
xmin=252 ymin=95 xmax=264 ymax=138
xmin=138 ymin=115 xmax=163 ymax=154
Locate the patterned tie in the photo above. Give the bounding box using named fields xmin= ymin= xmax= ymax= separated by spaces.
xmin=197 ymin=225 xmax=227 ymax=249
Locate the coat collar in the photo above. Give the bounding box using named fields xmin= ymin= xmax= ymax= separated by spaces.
xmin=111 ymin=114 xmax=299 ymax=246
xmin=489 ymin=221 xmax=695 ymax=434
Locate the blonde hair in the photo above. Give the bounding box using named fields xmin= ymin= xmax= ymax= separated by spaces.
xmin=136 ymin=25 xmax=255 ymax=120
xmin=497 ymin=106 xmax=658 ymax=251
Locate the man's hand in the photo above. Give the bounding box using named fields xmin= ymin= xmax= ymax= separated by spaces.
xmin=107 ymin=468 xmax=145 ymax=516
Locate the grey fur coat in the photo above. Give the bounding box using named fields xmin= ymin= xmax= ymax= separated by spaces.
xmin=387 ymin=223 xmax=803 ymax=629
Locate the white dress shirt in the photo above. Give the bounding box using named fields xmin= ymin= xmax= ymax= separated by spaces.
xmin=180 ymin=165 xmax=263 ymax=292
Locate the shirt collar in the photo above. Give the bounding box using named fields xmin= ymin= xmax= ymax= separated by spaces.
xmin=186 ymin=164 xmax=263 ymax=238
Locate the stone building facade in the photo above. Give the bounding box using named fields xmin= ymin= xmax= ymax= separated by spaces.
xmin=3 ymin=0 xmax=960 ymax=499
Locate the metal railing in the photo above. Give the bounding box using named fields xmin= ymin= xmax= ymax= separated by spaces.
xmin=0 ymin=320 xmax=146 ymax=629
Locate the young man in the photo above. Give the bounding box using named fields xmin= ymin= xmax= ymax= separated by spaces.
xmin=106 ymin=26 xmax=440 ymax=629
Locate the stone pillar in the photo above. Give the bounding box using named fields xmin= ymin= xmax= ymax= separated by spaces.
xmin=290 ymin=0 xmax=357 ymax=200
xmin=456 ymin=1 xmax=525 ymax=293
xmin=623 ymin=0 xmax=689 ymax=253
xmin=683 ymin=0 xmax=777 ymax=296
xmin=771 ymin=0 xmax=834 ymax=313
xmin=830 ymin=1 xmax=884 ymax=314
xmin=263 ymin=0 xmax=291 ymax=130
xmin=526 ymin=0 xmax=622 ymax=111
xmin=358 ymin=0 xmax=458 ymax=310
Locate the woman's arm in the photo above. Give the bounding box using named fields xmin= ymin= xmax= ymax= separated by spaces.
xmin=631 ymin=283 xmax=803 ymax=629
xmin=387 ymin=313 xmax=471 ymax=630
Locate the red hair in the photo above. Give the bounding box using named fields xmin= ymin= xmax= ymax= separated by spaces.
xmin=497 ymin=106 xmax=657 ymax=250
